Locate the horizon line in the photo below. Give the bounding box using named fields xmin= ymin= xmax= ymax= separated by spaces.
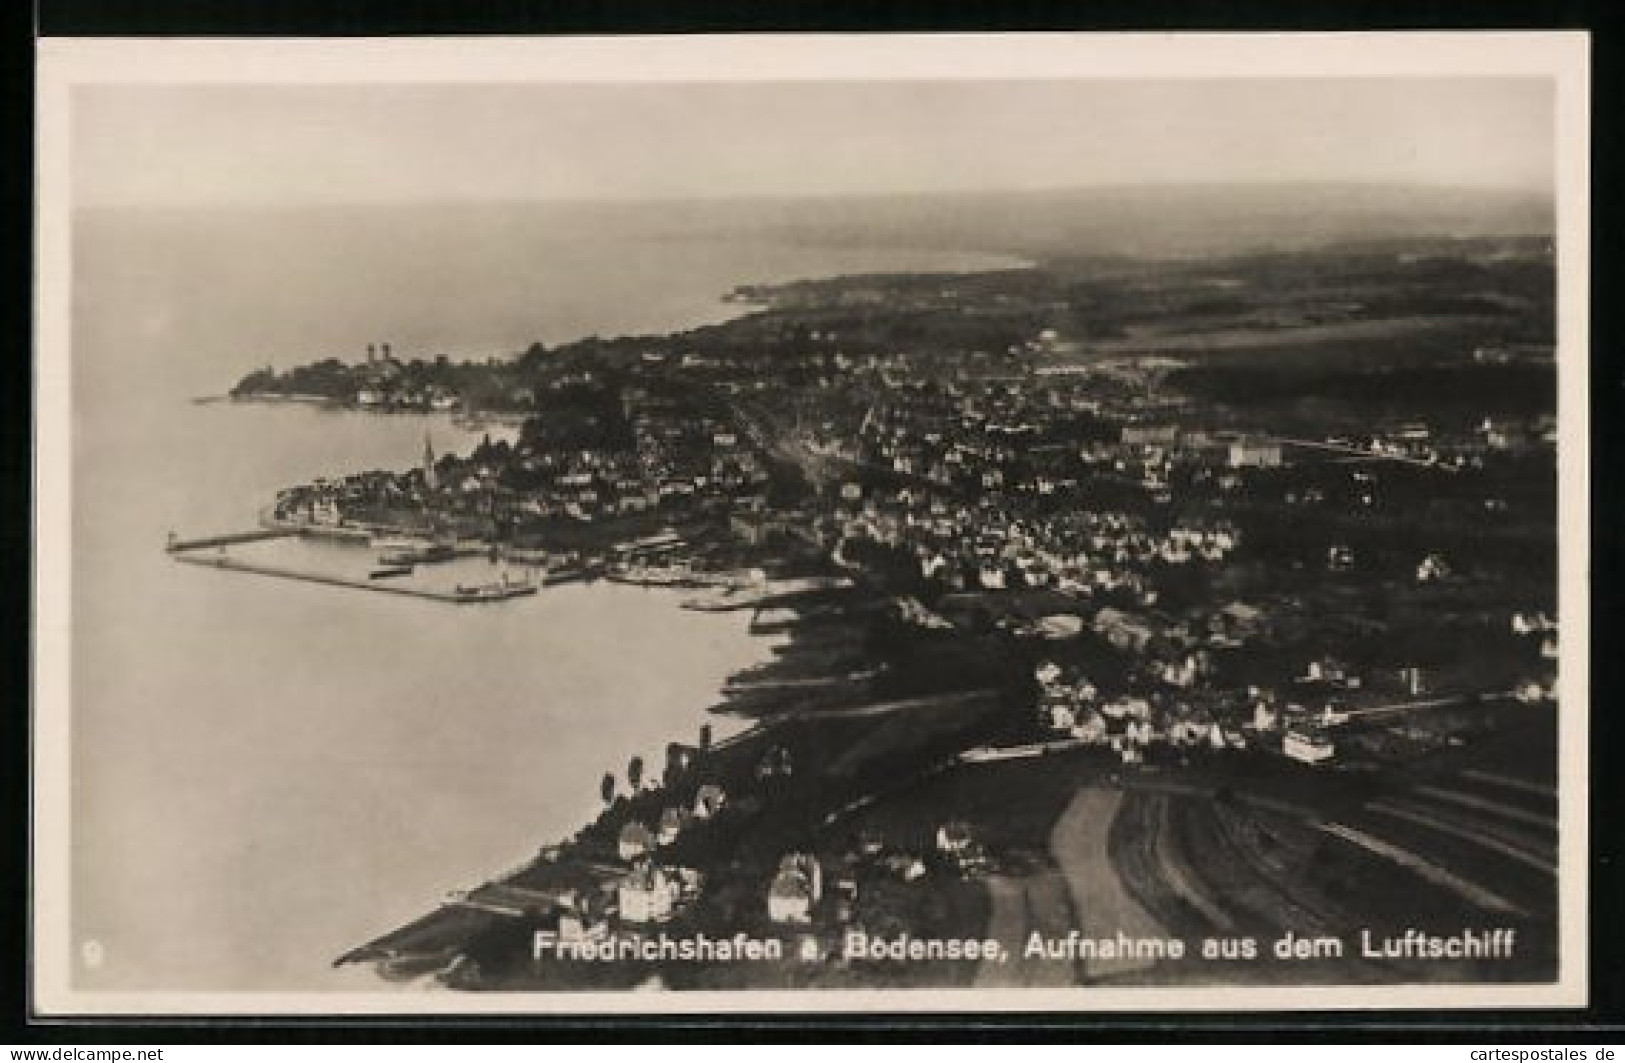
xmin=72 ymin=177 xmax=1556 ymax=214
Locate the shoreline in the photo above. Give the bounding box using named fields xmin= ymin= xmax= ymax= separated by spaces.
xmin=192 ymin=239 xmax=1558 ymax=993
xmin=219 ymin=393 xmax=532 ymax=425
xmin=314 ymin=573 xmax=790 ymax=979
xmin=221 ymin=247 xmax=1033 ymax=415
xmin=335 ymin=604 xmax=797 ymax=975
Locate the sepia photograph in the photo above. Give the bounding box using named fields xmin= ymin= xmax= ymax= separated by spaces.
xmin=31 ymin=32 xmax=1589 ymax=1015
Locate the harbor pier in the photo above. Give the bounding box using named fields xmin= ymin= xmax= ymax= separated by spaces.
xmin=166 ymin=528 xmax=299 ymax=553
xmin=169 ymin=550 xmax=537 ymax=604
xmin=166 ymin=527 xmax=537 ymax=604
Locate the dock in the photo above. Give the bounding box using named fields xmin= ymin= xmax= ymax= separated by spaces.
xmin=169 ymin=545 xmax=536 ymax=604
xmin=166 ymin=528 xmax=299 ymax=553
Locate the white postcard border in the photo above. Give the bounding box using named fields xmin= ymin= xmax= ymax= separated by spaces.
xmin=32 ymin=30 xmax=1592 ymax=1016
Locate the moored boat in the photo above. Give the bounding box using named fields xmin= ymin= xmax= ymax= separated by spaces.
xmin=381 ymin=542 xmax=458 ymax=566
xmin=453 ymin=572 xmax=538 ymax=601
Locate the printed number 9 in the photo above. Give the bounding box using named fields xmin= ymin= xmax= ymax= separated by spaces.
xmin=81 ymin=939 xmax=104 ymax=969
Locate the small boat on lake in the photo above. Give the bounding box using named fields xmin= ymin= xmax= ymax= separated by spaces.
xmin=453 ymin=572 xmax=537 ymax=602
xmin=542 ymin=566 xmax=587 ymax=587
xmin=380 ymin=542 xmax=457 ymax=566
xmin=370 ymin=534 xmax=429 ymax=551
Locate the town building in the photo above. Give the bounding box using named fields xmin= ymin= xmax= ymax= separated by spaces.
xmin=618 ymin=821 xmax=655 ymax=862
xmin=1283 ymin=727 xmax=1336 ymax=765
xmin=767 ymin=853 xmax=822 ymax=924
xmin=1228 ymin=439 xmax=1284 ymax=468
xmin=692 ymin=783 xmax=728 ymax=820
xmin=1094 ymin=607 xmax=1157 ymax=652
xmin=1122 ymin=424 xmax=1179 ymax=448
xmin=618 ymin=862 xmax=682 ymax=924
xmin=658 ymin=807 xmax=688 ymax=846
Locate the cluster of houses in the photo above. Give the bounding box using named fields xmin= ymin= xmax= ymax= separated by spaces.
xmin=258 ymin=314 xmax=1557 ymax=571
xmin=845 ymin=374 xmax=1247 ymax=502
xmin=601 ymin=786 xmax=994 ymax=936
xmin=1476 ymin=414 xmax=1558 ymax=454
xmin=1351 ymin=415 xmax=1557 ymax=466
xmin=625 ymin=389 xmax=771 ymax=513
xmin=1028 ymin=596 xmax=1267 ymax=665
xmin=349 ymin=345 xmax=469 ymax=412
xmin=1027 ymin=617 xmax=1545 ymax=766
xmin=476 ymin=389 xmax=770 ymax=528
xmin=805 ymin=359 xmax=1552 ymax=555
xmin=606 ymin=783 xmax=730 ymax=926
xmin=1510 ymin=610 xmax=1559 ymax=703
xmin=1036 ymin=659 xmax=1246 ymax=764
xmin=832 ymin=482 xmax=1243 ymax=601
xmin=617 ymin=784 xmax=730 ymax=859
xmin=781 ymin=823 xmax=990 ymax=931
xmin=355 ymin=383 xmax=461 ymax=412
xmin=273 ymin=384 xmax=777 ymax=535
xmin=272 ymin=472 xmax=415 ymax=530
xmin=1031 ymin=656 xmax=1351 ymax=766
xmin=932 ymin=822 xmax=992 ymax=876
xmin=763 ymin=824 xmax=989 ymax=930
xmin=273 ymin=335 xmax=1542 ymax=590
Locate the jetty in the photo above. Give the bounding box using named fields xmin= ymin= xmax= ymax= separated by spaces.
xmin=166 ymin=528 xmax=298 ymax=553
xmin=170 ymin=551 xmax=536 ymax=604
xmin=167 ymin=527 xmax=537 ymax=605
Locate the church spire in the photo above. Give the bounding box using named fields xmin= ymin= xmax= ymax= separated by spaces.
xmin=422 ymin=430 xmax=438 ymax=490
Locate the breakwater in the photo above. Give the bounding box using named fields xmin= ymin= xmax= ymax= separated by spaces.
xmin=169 ymin=545 xmax=536 ymax=604
xmin=167 ymin=528 xmax=298 ymax=552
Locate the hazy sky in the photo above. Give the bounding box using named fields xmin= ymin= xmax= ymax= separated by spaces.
xmin=72 ymin=79 xmax=1554 ymax=207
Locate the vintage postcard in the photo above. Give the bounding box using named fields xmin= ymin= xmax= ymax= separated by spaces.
xmin=32 ymin=32 xmax=1590 ymax=1015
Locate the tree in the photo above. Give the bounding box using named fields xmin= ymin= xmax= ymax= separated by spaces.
xmin=518 ymin=342 xmax=549 ymax=371
xmin=698 ymin=723 xmax=713 ymax=752
xmin=627 ymin=755 xmax=644 ymax=792
xmin=663 ymin=743 xmax=686 ymax=787
xmin=600 ymin=772 xmax=615 ymax=806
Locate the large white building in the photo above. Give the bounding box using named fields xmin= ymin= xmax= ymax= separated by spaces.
xmin=618 ymin=863 xmax=682 ymax=924
xmin=1283 ymin=728 xmax=1335 ymax=765
xmin=767 ymin=853 xmax=822 ymax=924
xmin=1228 ymin=439 xmax=1284 ymax=469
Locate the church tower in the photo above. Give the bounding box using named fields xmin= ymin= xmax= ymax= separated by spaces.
xmin=422 ymin=430 xmax=438 ymax=491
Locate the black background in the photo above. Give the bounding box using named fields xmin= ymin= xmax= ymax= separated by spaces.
xmin=7 ymin=0 xmax=1623 ymax=1043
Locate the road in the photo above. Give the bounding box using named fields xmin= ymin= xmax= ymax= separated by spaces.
xmin=1049 ymin=786 xmax=1171 ymax=981
xmin=1271 ymin=435 xmax=1460 ymax=473
xmin=974 ymin=872 xmax=1078 ymax=988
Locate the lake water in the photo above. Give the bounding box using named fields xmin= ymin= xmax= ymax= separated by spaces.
xmin=67 ymin=203 xmax=1022 ymax=991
